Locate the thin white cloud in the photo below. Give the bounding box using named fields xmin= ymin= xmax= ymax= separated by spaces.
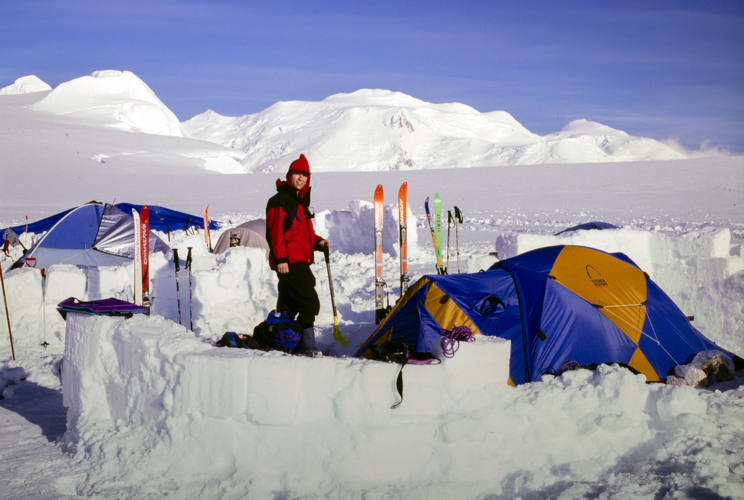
xmin=662 ymin=138 xmax=733 ymax=159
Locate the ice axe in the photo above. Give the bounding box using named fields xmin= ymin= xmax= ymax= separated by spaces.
xmin=323 ymin=245 xmax=348 ymax=347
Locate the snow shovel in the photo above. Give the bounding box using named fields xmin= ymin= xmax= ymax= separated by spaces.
xmin=323 ymin=246 xmax=348 ymax=347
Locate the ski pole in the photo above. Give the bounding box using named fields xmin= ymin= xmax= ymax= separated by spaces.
xmin=173 ymin=248 xmax=182 ymax=326
xmin=41 ymin=271 xmax=48 ymax=349
xmin=23 ymin=215 xmax=28 ymax=251
xmin=447 ymin=210 xmax=454 ymax=274
xmin=186 ymin=247 xmax=194 ymax=331
xmin=0 ymin=263 xmax=16 ymax=360
xmin=323 ymin=246 xmax=348 ymax=347
xmin=454 ymin=206 xmax=463 ymax=274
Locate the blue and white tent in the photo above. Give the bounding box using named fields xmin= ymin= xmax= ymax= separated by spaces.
xmin=6 ymin=203 xmax=217 ymax=236
xmin=11 ymin=202 xmax=171 ymax=271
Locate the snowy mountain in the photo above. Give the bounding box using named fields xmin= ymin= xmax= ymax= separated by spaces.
xmin=0 ymin=72 xmax=246 ymax=184
xmin=28 ymin=70 xmax=188 ymax=137
xmin=1 ymin=70 xmax=690 ymax=175
xmin=183 ymin=88 xmax=687 ymax=172
xmin=0 ymin=75 xmax=52 ymax=95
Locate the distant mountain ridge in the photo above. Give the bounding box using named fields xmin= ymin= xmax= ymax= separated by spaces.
xmin=183 ymin=88 xmax=687 ymax=171
xmin=2 ymin=71 xmax=688 ymax=172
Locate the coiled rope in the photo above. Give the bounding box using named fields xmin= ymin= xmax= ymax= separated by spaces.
xmin=440 ymin=325 xmax=475 ymax=358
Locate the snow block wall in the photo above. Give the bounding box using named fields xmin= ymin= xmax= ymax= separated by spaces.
xmin=495 ymin=227 xmax=744 ymax=354
xmin=59 ymin=312 xmax=744 ymax=499
xmin=0 ymin=244 xmax=279 ymax=355
xmin=0 ymin=200 xmax=423 ymax=358
xmin=314 ymin=199 xmax=420 ymax=257
xmin=62 ymin=312 xmax=510 ymax=496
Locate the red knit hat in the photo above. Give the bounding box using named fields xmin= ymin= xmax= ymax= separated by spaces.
xmin=288 ymin=154 xmax=310 ymax=175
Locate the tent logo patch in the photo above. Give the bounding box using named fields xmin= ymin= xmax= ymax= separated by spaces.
xmin=586 ymin=265 xmax=608 ymax=286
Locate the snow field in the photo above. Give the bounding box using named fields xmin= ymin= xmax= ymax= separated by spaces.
xmin=1 ymin=67 xmax=743 ymax=500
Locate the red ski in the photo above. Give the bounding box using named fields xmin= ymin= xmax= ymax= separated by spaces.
xmin=398 ymin=182 xmax=410 ymax=297
xmin=374 ymin=184 xmax=386 ymax=324
xmin=202 ymin=205 xmax=212 ymax=251
xmin=141 ymin=205 xmax=151 ymax=308
xmin=132 ymin=206 xmax=151 ymax=308
xmin=132 ymin=209 xmax=142 ymax=305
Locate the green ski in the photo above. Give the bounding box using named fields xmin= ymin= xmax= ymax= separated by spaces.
xmin=434 ymin=193 xmax=446 ymax=274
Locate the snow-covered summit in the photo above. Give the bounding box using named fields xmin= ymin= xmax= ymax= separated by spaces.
xmin=545 ymin=119 xmax=685 ymax=162
xmin=324 ymin=89 xmax=478 ymax=115
xmin=558 ymin=119 xmax=629 ymax=137
xmin=0 ymin=75 xmax=52 ymax=95
xmin=184 ymin=90 xmax=688 ymax=172
xmin=28 ymin=70 xmax=187 ymax=137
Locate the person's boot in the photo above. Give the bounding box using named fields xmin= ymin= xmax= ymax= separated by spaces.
xmin=302 ymin=327 xmax=321 ymax=357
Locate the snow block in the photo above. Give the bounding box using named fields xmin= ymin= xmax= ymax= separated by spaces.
xmin=314 ymin=199 xmax=419 ymax=258
xmin=45 ymin=264 xmax=86 ymax=304
xmin=431 ymin=335 xmax=511 ymax=407
xmin=0 ymin=267 xmax=44 ymax=354
xmin=62 ymin=312 xmax=511 ymax=492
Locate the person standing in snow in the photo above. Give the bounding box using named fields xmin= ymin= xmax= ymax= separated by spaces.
xmin=265 ymin=154 xmax=328 ymax=354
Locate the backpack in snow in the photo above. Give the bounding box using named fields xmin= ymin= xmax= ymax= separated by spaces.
xmin=252 ymin=310 xmax=303 ymax=352
xmin=216 ymin=332 xmax=261 ymax=350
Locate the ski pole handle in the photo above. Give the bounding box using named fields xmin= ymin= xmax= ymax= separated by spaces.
xmin=173 ymin=248 xmax=180 ymax=272
xmin=454 ymin=206 xmax=463 ymax=224
xmin=186 ymin=247 xmax=193 ymax=269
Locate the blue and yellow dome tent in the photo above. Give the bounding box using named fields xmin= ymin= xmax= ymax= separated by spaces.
xmin=354 ymin=245 xmax=742 ymax=386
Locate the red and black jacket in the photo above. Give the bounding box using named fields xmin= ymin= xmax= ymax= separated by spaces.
xmin=265 ymin=178 xmax=324 ymax=270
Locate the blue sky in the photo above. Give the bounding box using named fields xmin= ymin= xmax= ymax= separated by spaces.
xmin=2 ymin=0 xmax=743 ymax=152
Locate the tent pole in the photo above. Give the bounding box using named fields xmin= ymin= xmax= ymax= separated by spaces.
xmin=0 ymin=264 xmax=16 ymax=360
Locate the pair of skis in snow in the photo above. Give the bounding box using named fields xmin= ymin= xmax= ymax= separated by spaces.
xmin=374 ymin=182 xmax=410 ymax=325
xmin=172 ymin=247 xmax=195 ymax=331
xmin=425 ymin=195 xmax=464 ymax=275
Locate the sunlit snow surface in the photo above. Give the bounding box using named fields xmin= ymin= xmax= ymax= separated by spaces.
xmin=0 ymin=72 xmax=743 ymax=499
